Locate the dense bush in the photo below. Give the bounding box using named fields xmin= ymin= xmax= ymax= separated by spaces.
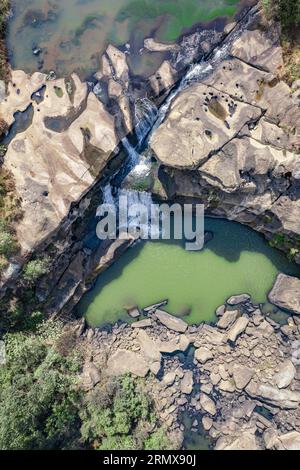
xmin=0 ymin=320 xmax=82 ymax=450
xmin=262 ymin=0 xmax=300 ymax=29
xmin=0 ymin=320 xmax=173 ymax=450
xmin=22 ymin=258 xmax=50 ymax=284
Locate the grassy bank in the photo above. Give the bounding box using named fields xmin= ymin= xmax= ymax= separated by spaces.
xmin=262 ymin=0 xmax=300 ymax=84
xmin=0 ymin=0 xmax=10 ymax=82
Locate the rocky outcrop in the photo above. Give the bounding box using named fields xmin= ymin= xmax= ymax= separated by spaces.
xmin=269 ymin=274 xmax=300 ymax=315
xmin=149 ymin=6 xmax=300 ymax=263
xmin=2 ymin=72 xmax=117 ymax=255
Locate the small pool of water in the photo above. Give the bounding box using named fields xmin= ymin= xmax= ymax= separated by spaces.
xmin=78 ymin=218 xmax=300 ymax=328
xmin=7 ymin=0 xmax=244 ymax=79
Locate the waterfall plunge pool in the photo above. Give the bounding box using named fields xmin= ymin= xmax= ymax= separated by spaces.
xmin=77 ymin=217 xmax=300 ymax=328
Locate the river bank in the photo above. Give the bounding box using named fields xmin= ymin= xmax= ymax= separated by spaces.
xmin=74 ymin=280 xmax=300 ymax=450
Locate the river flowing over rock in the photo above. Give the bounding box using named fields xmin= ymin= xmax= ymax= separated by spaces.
xmin=149 ymin=5 xmax=300 ymax=265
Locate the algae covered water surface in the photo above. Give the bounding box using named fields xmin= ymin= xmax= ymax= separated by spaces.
xmin=8 ymin=0 xmax=242 ymax=78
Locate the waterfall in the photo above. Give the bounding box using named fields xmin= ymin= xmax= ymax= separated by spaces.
xmin=135 ymin=98 xmax=158 ymax=147
xmin=118 ymin=188 xmax=154 ymax=239
xmin=122 ymin=137 xmax=140 ymax=167
xmin=97 ymin=5 xmax=256 ymax=241
xmin=102 ymin=183 xmax=115 ymax=206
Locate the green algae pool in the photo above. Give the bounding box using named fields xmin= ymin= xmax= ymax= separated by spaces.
xmin=78 ymin=218 xmax=300 ymax=328
xmin=8 ymin=0 xmax=243 ymax=78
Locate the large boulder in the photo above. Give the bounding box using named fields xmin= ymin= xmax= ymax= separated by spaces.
xmin=106 ymin=349 xmax=150 ymax=378
xmin=246 ymin=381 xmax=300 ymax=409
xmin=200 ymin=393 xmax=216 ymax=416
xmin=269 ymin=274 xmax=300 ymax=315
xmin=227 ymin=317 xmax=249 ymax=343
xmin=154 ymin=310 xmax=188 ymax=333
xmin=3 ymin=75 xmax=117 ymax=254
xmin=274 ymin=360 xmax=296 ymax=389
xmin=137 ymin=330 xmax=162 ymax=375
xmin=232 ymin=364 xmax=254 ymax=390
xmin=278 ymin=432 xmax=300 ymax=451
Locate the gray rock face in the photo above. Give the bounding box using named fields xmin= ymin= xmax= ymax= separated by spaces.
xmin=150 ymin=83 xmax=261 ymax=170
xmin=246 ymin=381 xmax=300 ymax=409
xmin=227 ymin=317 xmax=250 ymax=343
xmin=217 ymin=310 xmax=239 ymax=329
xmin=107 ymin=349 xmax=150 ymax=377
xmin=274 ymin=360 xmax=296 ymax=389
xmin=269 ymin=274 xmax=300 ymax=315
xmin=194 ymin=347 xmax=213 ymax=364
xmin=154 ymin=310 xmax=188 ymax=333
xmin=200 ymin=393 xmax=217 ymax=416
xmin=233 ymin=364 xmax=254 ymax=390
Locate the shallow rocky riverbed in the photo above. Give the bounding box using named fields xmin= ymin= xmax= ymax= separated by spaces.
xmin=74 ymin=273 xmax=300 ymax=450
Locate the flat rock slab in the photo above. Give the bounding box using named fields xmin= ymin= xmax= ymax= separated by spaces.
xmin=246 ymin=381 xmax=300 ymax=409
xmin=154 ymin=309 xmax=188 ymax=333
xmin=269 ymin=274 xmax=300 ymax=315
xmin=107 ymin=349 xmax=150 ymax=377
xmin=150 ymin=82 xmax=261 ymax=169
xmin=131 ymin=319 xmax=152 ymax=328
xmin=158 ymin=335 xmax=190 ymax=354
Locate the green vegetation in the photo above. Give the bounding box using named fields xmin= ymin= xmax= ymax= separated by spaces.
xmin=0 ymin=167 xmax=21 ymax=274
xmin=262 ymin=0 xmax=300 ymax=84
xmin=0 ymin=0 xmax=10 ymax=81
xmin=0 ymin=320 xmax=82 ymax=450
xmin=269 ymin=233 xmax=300 ymax=261
xmin=80 ymin=374 xmax=173 ymax=450
xmin=0 ymin=318 xmax=173 ymax=450
xmin=54 ymin=86 xmax=64 ymax=98
xmin=22 ymin=258 xmax=51 ymax=284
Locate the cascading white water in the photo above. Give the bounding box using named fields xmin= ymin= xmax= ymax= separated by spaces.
xmin=121 ymin=136 xmax=140 ymax=167
xmin=102 ymin=183 xmax=115 ymax=206
xmin=99 ymin=7 xmax=256 ymax=240
xmin=135 ymin=98 xmax=158 ymax=147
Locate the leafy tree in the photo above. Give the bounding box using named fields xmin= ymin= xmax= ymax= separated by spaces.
xmin=0 ymin=321 xmax=82 ymax=450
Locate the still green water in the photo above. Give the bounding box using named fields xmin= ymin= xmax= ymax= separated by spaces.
xmin=78 ymin=218 xmax=300 ymax=328
xmin=8 ymin=0 xmax=242 ymax=78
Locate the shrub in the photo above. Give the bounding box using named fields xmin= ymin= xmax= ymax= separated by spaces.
xmin=22 ymin=258 xmax=50 ymax=284
xmin=0 ymin=229 xmax=17 ymax=256
xmin=0 ymin=321 xmax=82 ymax=450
